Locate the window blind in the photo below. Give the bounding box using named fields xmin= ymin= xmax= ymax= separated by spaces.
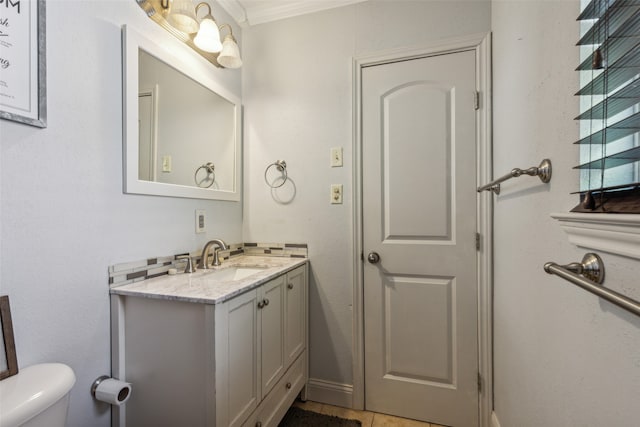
xmin=574 ymin=0 xmax=640 ymax=213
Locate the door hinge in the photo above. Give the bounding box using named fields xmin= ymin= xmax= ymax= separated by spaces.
xmin=474 ymin=91 xmax=480 ymax=110
xmin=476 ymin=233 xmax=481 ymax=251
xmin=477 ymin=372 xmax=482 ymax=392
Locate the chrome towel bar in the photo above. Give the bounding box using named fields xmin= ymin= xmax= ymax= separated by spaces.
xmin=544 ymin=253 xmax=640 ymax=317
xmin=477 ymin=159 xmax=552 ymax=194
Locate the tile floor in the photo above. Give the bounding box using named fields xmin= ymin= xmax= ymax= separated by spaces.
xmin=293 ymin=400 xmax=446 ymax=427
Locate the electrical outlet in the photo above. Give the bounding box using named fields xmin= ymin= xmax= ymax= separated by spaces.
xmin=195 ymin=210 xmax=206 ymax=233
xmin=330 ymin=147 xmax=343 ymax=167
xmin=331 ymin=184 xmax=343 ymax=204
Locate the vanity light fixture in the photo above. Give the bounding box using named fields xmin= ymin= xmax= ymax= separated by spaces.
xmin=193 ymin=3 xmax=222 ymax=53
xmin=217 ymin=25 xmax=243 ymax=68
xmin=166 ymin=0 xmax=199 ymax=34
xmin=136 ymin=0 xmax=242 ymax=69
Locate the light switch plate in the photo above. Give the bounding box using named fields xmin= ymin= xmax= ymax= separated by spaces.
xmin=195 ymin=209 xmax=206 ymax=233
xmin=162 ymin=155 xmax=172 ymax=172
xmin=330 ymin=147 xmax=343 ymax=167
xmin=331 ymin=184 xmax=343 ymax=204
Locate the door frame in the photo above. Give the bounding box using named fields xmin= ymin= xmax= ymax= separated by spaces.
xmin=352 ymin=33 xmax=493 ymax=427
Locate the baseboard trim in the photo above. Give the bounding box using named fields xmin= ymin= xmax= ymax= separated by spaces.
xmin=306 ymin=378 xmax=353 ymax=408
xmin=491 ymin=411 xmax=501 ymax=427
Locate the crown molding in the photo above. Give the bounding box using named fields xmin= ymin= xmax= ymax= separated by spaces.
xmin=217 ymin=0 xmax=367 ymax=26
xmin=216 ymin=0 xmax=248 ymax=26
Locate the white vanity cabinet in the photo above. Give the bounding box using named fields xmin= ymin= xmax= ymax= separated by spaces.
xmin=215 ymin=266 xmax=308 ymax=427
xmin=110 ymin=262 xmax=308 ymax=427
xmin=284 ymin=266 xmax=306 ymax=368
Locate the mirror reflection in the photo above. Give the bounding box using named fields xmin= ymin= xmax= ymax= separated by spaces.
xmin=138 ymin=50 xmax=236 ymax=191
xmin=123 ymin=25 xmax=240 ymax=201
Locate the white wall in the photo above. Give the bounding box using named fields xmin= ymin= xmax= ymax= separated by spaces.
xmin=4 ymin=1 xmax=635 ymax=425
xmin=492 ymin=1 xmax=640 ymax=426
xmin=242 ymin=0 xmax=490 ymax=393
xmin=0 ymin=1 xmax=242 ymax=426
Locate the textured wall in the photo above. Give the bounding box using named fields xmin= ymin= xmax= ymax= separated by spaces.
xmin=0 ymin=1 xmax=242 ymax=425
xmin=492 ymin=1 xmax=640 ymax=426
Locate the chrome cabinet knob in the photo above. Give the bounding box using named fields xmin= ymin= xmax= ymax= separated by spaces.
xmin=256 ymin=422 xmax=262 ymax=427
xmin=287 ymin=283 xmax=294 ymax=290
xmin=263 ymin=298 xmax=269 ymax=306
xmin=367 ymin=252 xmax=381 ymax=264
xmin=286 ymin=382 xmax=292 ymax=389
xmin=257 ymin=301 xmax=265 ymax=309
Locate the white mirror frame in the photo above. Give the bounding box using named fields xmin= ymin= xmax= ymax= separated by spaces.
xmin=122 ymin=25 xmax=241 ymax=201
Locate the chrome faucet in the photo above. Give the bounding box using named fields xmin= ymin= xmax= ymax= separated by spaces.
xmin=198 ymin=239 xmax=228 ymax=269
xmin=176 ymin=255 xmax=196 ymax=273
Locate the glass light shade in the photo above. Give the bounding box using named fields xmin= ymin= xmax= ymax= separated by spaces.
xmin=217 ymin=34 xmax=242 ymax=69
xmin=193 ymin=17 xmax=222 ymax=53
xmin=167 ymin=0 xmax=199 ymax=34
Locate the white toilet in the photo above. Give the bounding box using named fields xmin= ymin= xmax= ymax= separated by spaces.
xmin=0 ymin=363 xmax=75 ymax=427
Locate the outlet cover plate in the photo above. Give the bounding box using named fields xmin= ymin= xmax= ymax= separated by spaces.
xmin=331 ymin=184 xmax=343 ymax=204
xmin=196 ymin=209 xmax=206 ymax=233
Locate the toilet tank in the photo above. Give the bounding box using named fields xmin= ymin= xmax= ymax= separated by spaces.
xmin=0 ymin=363 xmax=76 ymax=427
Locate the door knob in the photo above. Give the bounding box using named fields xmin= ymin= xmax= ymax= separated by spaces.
xmin=367 ymin=252 xmax=380 ymax=264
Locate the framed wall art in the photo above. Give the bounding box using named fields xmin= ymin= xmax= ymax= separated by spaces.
xmin=0 ymin=295 xmax=18 ymax=380
xmin=0 ymin=0 xmax=46 ymax=128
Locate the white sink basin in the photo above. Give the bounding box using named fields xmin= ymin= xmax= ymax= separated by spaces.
xmin=206 ymin=266 xmax=266 ymax=281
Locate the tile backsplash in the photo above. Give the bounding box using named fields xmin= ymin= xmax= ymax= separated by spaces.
xmin=109 ymin=243 xmax=308 ymax=287
xmin=242 ymin=242 xmax=308 ymax=258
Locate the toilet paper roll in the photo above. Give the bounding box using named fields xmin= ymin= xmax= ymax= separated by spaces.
xmin=94 ymin=378 xmax=132 ymax=406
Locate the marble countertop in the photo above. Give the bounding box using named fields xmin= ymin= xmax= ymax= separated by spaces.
xmin=110 ymin=255 xmax=308 ymax=304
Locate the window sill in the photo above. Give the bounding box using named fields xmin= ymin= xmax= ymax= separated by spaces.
xmin=551 ymin=213 xmax=640 ymax=260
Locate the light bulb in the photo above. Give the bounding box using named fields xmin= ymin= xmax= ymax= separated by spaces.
xmin=194 ymin=17 xmax=222 ymax=53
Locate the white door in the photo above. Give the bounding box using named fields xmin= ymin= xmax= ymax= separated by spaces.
xmin=138 ymin=90 xmax=157 ymax=182
xmin=362 ymin=50 xmax=479 ymax=427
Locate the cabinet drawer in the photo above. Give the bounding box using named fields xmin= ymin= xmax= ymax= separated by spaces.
xmin=243 ymin=352 xmax=306 ymax=427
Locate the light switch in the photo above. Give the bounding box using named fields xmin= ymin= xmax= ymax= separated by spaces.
xmin=162 ymin=155 xmax=172 ymax=172
xmin=330 ymin=147 xmax=343 ymax=167
xmin=331 ymin=184 xmax=343 ymax=204
xmin=195 ymin=209 xmax=206 ymax=233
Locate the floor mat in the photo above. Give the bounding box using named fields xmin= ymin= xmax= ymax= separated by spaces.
xmin=278 ymin=406 xmax=362 ymax=427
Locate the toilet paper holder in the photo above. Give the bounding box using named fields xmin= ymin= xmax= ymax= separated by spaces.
xmin=91 ymin=375 xmax=132 ymax=406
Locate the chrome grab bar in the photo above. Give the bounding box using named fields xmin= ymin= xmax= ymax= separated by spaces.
xmin=544 ymin=253 xmax=640 ymax=317
xmin=477 ymin=159 xmax=552 ymax=194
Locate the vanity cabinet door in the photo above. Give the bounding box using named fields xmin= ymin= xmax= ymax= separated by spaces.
xmin=284 ymin=265 xmax=307 ymax=367
xmin=217 ymin=288 xmax=260 ymax=427
xmin=217 ymin=266 xmax=307 ymax=427
xmin=259 ymin=275 xmax=286 ymax=398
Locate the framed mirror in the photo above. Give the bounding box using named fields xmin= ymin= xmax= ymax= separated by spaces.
xmin=0 ymin=296 xmax=18 ymax=380
xmin=122 ymin=25 xmax=241 ymax=201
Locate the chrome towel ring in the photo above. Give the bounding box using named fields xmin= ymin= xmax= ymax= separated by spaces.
xmin=264 ymin=160 xmax=288 ymax=188
xmin=194 ymin=162 xmax=216 ymax=188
